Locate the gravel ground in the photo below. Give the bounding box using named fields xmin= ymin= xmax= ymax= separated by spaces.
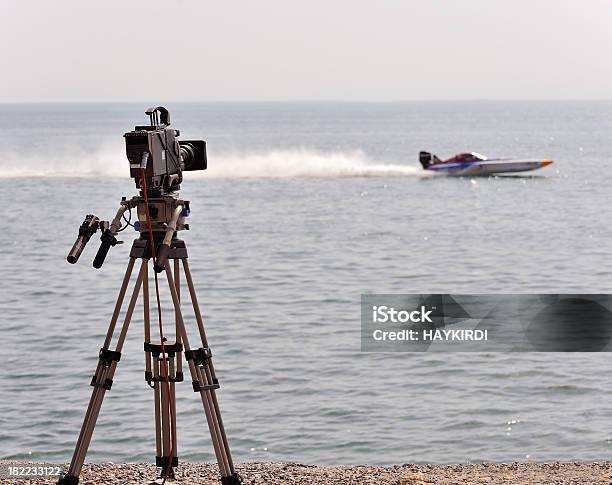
xmin=3 ymin=461 xmax=612 ymax=484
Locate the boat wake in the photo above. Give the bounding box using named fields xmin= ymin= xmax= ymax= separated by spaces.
xmin=206 ymin=149 xmax=425 ymax=178
xmin=0 ymin=148 xmax=428 ymax=179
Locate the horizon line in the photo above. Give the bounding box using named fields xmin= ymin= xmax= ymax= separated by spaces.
xmin=1 ymin=98 xmax=612 ymax=105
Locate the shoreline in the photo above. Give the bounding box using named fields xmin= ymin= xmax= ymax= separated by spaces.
xmin=5 ymin=461 xmax=612 ymax=484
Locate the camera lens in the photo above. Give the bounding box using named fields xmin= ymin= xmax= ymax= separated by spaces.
xmin=178 ymin=140 xmax=206 ymax=172
xmin=180 ymin=143 xmax=196 ymax=170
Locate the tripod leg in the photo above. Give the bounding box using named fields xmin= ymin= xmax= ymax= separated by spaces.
xmin=160 ymin=360 xmax=171 ymax=463
xmin=59 ymin=259 xmax=147 ymax=485
xmin=144 ymin=263 xmax=166 ymax=469
xmin=153 ymin=355 xmax=163 ymax=461
xmin=59 ymin=257 xmax=136 ymax=485
xmin=170 ymin=358 xmax=177 ymax=469
xmin=174 ymin=258 xmax=183 ymax=381
xmin=151 ymin=350 xmax=179 ymax=478
xmin=144 ymin=262 xmax=152 ymax=380
xmin=104 ymin=258 xmax=138 ymax=349
xmin=164 ymin=261 xmax=242 ymax=485
xmin=65 ymin=257 xmax=137 ymax=473
xmin=163 ymin=263 xmax=229 ymax=478
xmin=181 ymin=259 xmax=238 ymax=475
xmin=171 ymin=259 xmax=180 ymax=468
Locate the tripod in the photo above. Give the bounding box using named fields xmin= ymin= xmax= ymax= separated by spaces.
xmin=60 ymin=194 xmax=242 ymax=485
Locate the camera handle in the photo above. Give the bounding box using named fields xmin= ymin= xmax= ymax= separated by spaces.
xmin=93 ymin=224 xmax=119 ymax=269
xmin=67 ymin=215 xmax=100 ymax=264
xmin=145 ymin=106 xmax=170 ymax=126
xmin=67 ymin=199 xmax=136 ymax=268
xmin=91 ymin=199 xmax=137 ymax=268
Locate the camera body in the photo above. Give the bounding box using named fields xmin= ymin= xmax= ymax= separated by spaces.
xmin=124 ymin=106 xmax=207 ymax=194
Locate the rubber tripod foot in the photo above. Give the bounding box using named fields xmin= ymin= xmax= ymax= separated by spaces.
xmin=57 ymin=475 xmax=79 ymax=485
xmin=221 ymin=473 xmax=243 ymax=485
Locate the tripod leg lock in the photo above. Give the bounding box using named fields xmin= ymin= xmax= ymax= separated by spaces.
xmin=191 ymin=378 xmax=220 ymax=392
xmin=90 ymin=376 xmax=114 ymax=390
xmin=185 ymin=347 xmax=212 ymax=366
xmin=145 ymin=370 xmax=184 ymax=384
xmin=99 ymin=348 xmax=122 ymax=366
xmin=221 ymin=473 xmax=244 ymax=485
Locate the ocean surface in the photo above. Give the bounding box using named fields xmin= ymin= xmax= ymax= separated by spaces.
xmin=1 ymin=101 xmax=611 ymax=466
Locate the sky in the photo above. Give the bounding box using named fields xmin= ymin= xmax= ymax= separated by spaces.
xmin=1 ymin=0 xmax=611 ymax=102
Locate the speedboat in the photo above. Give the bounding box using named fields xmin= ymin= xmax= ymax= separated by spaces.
xmin=419 ymin=151 xmax=554 ymax=176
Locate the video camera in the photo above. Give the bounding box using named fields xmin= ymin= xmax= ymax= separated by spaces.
xmin=125 ymin=106 xmax=207 ymax=194
xmin=67 ymin=106 xmax=206 ymax=269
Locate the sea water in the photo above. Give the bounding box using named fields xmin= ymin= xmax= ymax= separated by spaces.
xmin=1 ymin=101 xmax=611 ymax=465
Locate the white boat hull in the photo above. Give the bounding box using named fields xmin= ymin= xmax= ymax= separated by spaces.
xmin=427 ymin=159 xmax=553 ymax=176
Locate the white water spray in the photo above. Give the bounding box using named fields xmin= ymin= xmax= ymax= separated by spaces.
xmin=0 ymin=147 xmax=429 ymax=179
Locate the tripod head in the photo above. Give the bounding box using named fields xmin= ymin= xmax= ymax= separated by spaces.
xmin=67 ymin=107 xmax=198 ymax=271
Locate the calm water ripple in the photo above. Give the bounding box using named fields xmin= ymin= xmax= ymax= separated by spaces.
xmin=1 ymin=102 xmax=611 ymax=465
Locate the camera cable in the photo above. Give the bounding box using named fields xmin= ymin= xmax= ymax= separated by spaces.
xmin=140 ymin=167 xmax=177 ymax=484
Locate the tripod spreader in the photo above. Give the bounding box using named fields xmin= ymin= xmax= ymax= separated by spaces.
xmin=144 ymin=342 xmax=185 ymax=386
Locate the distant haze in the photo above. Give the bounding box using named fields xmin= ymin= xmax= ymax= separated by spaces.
xmin=2 ymin=0 xmax=611 ymax=102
